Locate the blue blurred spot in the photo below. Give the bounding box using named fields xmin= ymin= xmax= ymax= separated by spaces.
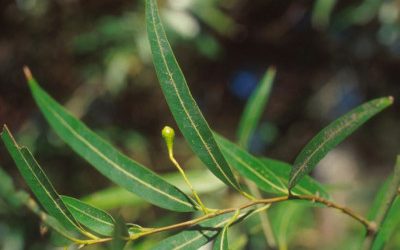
xmin=329 ymin=84 xmax=363 ymax=118
xmin=230 ymin=71 xmax=258 ymax=100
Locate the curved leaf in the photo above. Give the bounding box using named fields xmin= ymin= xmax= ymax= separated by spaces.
xmin=237 ymin=67 xmax=276 ymax=148
xmin=61 ymin=196 xmax=115 ymax=236
xmin=289 ymin=97 xmax=394 ymax=190
xmin=27 ymin=76 xmax=196 ymax=212
xmin=1 ymin=126 xmax=81 ymax=234
xmin=215 ymin=133 xmax=287 ymax=195
xmin=146 ymin=0 xmax=241 ymax=191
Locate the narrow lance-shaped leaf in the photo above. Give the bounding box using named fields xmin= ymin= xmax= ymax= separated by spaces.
xmin=213 ymin=223 xmax=229 ymax=250
xmin=363 ymin=156 xmax=400 ymax=250
xmin=26 ymin=70 xmax=196 ymax=212
xmin=153 ymin=210 xmax=251 ymax=250
xmin=214 ymin=133 xmax=287 ymax=195
xmin=1 ymin=126 xmax=82 ymax=234
xmin=61 ymin=195 xmax=115 ymax=237
xmin=237 ymin=67 xmax=276 ymax=148
xmin=289 ymin=97 xmax=394 ymax=190
xmin=146 ymin=0 xmax=241 ymax=191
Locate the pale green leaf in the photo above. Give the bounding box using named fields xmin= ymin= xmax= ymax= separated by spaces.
xmin=146 ymin=0 xmax=241 ymax=191
xmin=270 ymin=201 xmax=311 ymax=249
xmin=27 ymin=77 xmax=196 ymax=212
xmin=237 ymin=67 xmax=276 ymax=148
xmin=213 ymin=225 xmax=229 ymax=250
xmin=83 ymin=169 xmax=225 ymax=210
xmin=289 ymin=97 xmax=393 ymax=190
xmin=1 ymin=126 xmax=81 ymax=233
xmin=61 ymin=195 xmax=115 ymax=236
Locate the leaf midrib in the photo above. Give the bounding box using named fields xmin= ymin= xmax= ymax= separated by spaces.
xmin=36 ymin=92 xmax=193 ymax=209
xmin=149 ymin=0 xmax=238 ymax=190
xmin=290 ymin=107 xmax=370 ymax=185
xmin=220 ymin=145 xmax=286 ymax=194
xmin=18 ymin=146 xmax=79 ymax=230
xmin=172 ymin=214 xmax=240 ymax=250
xmin=65 ymin=202 xmax=114 ymax=227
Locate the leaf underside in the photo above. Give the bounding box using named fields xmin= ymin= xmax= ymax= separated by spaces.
xmin=146 ymin=0 xmax=241 ymax=191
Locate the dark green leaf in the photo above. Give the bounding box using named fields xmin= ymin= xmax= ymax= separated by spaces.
xmin=146 ymin=0 xmax=241 ymax=191
xmin=110 ymin=217 xmax=129 ymax=250
xmin=372 ymin=198 xmax=400 ymax=249
xmin=27 ymin=77 xmax=196 ymax=212
xmin=1 ymin=126 xmax=81 ymax=233
xmin=289 ymin=97 xmax=393 ymax=190
xmin=152 ymin=211 xmax=249 ymax=250
xmin=215 ymin=134 xmax=288 ymax=195
xmin=61 ymin=195 xmax=115 ymax=236
xmin=260 ymin=158 xmax=330 ymax=199
xmin=237 ymin=67 xmax=276 ymax=148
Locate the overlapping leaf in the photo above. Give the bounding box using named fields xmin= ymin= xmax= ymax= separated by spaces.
xmin=61 ymin=196 xmax=115 ymax=236
xmin=1 ymin=126 xmax=81 ymax=234
xmin=215 ymin=133 xmax=286 ymax=194
xmin=289 ymin=97 xmax=393 ymax=190
xmin=213 ymin=223 xmax=229 ymax=250
xmin=27 ymin=75 xmax=196 ymax=212
xmin=237 ymin=67 xmax=276 ymax=148
xmin=146 ymin=0 xmax=241 ymax=191
xmin=260 ymin=158 xmax=330 ymax=199
xmin=152 ymin=211 xmax=249 ymax=250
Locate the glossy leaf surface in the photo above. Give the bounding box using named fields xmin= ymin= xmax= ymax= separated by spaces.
xmin=289 ymin=97 xmax=393 ymax=190
xmin=27 ymin=77 xmax=196 ymax=212
xmin=62 ymin=195 xmax=115 ymax=236
xmin=146 ymin=0 xmax=241 ymax=191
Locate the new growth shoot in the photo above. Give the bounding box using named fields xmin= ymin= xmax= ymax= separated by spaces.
xmin=162 ymin=126 xmax=209 ymax=214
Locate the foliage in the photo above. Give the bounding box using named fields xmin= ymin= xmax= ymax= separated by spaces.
xmin=1 ymin=0 xmax=399 ymax=249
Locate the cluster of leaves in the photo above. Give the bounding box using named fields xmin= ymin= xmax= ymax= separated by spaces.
xmin=1 ymin=0 xmax=399 ymax=249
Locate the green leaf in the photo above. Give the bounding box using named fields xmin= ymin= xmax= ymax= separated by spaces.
xmin=1 ymin=126 xmax=81 ymax=233
xmin=289 ymin=97 xmax=394 ymax=190
xmin=152 ymin=211 xmax=250 ymax=250
xmin=27 ymin=76 xmax=196 ymax=212
xmin=237 ymin=67 xmax=276 ymax=148
xmin=270 ymin=201 xmax=311 ymax=249
xmin=146 ymin=0 xmax=241 ymax=191
xmin=61 ymin=195 xmax=115 ymax=236
xmin=260 ymin=158 xmax=330 ymax=199
xmin=213 ymin=225 xmax=229 ymax=250
xmin=372 ymin=198 xmax=400 ymax=249
xmin=215 ymin=133 xmax=287 ymax=195
xmin=83 ymin=169 xmax=225 ymax=210
xmin=110 ymin=217 xmax=129 ymax=250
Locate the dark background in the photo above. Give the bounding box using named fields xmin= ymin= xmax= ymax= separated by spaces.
xmin=0 ymin=0 xmax=399 ymax=249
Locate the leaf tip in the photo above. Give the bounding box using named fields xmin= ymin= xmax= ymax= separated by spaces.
xmin=388 ymin=96 xmax=394 ymax=104
xmin=23 ymin=66 xmax=33 ymax=82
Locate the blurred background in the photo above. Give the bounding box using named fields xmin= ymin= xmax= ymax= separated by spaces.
xmin=0 ymin=0 xmax=400 ymax=249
